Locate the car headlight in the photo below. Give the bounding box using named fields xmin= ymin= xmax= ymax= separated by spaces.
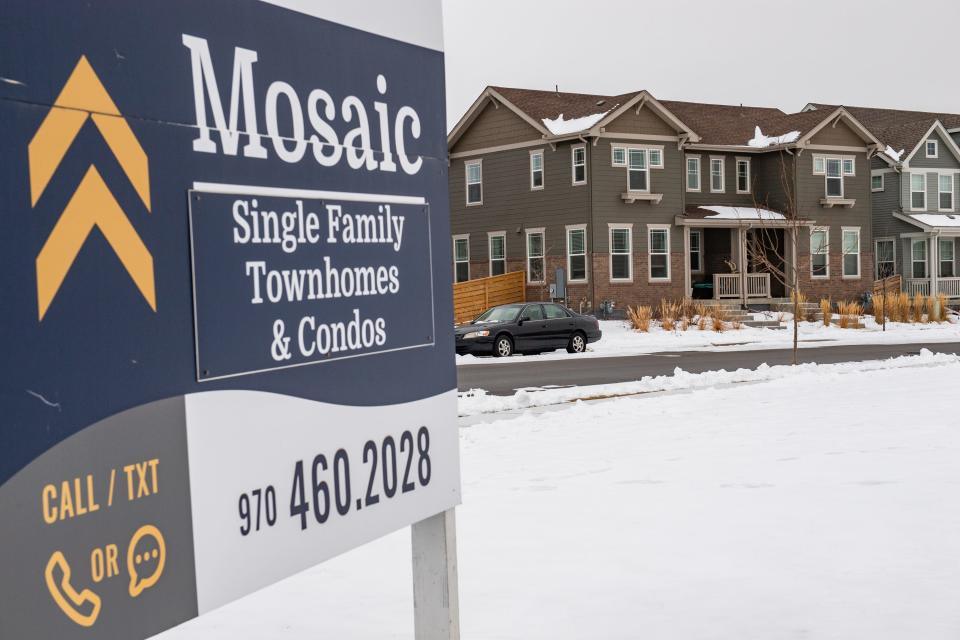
xmin=463 ymin=330 xmax=490 ymax=339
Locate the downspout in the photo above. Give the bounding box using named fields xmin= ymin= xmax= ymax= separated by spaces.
xmin=587 ymin=136 xmax=596 ymax=313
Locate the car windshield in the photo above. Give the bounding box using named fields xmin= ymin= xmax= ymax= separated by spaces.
xmin=474 ymin=305 xmax=522 ymax=323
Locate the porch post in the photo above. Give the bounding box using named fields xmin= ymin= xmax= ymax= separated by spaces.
xmin=930 ymin=235 xmax=939 ymax=296
xmin=683 ymin=225 xmax=691 ymax=299
xmin=738 ymin=226 xmax=747 ymax=305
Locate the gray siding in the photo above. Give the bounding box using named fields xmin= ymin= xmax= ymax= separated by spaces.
xmin=604 ymin=105 xmax=677 ymax=136
xmin=450 ymin=101 xmax=541 ymax=154
xmin=871 ymin=171 xmax=913 ymax=239
xmin=590 ymin=137 xmax=684 ymax=254
xmin=449 ymin=141 xmax=589 ymax=268
xmin=685 ymin=153 xmax=758 ymax=208
xmin=808 ymin=120 xmax=865 ymax=148
xmin=908 ymin=130 xmax=960 ymax=169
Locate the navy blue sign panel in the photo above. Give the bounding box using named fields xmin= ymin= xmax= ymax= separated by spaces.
xmin=0 ymin=1 xmax=458 ymax=639
xmin=189 ymin=192 xmax=436 ymax=380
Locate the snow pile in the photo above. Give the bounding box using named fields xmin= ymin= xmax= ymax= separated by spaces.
xmin=748 ymin=125 xmax=800 ymax=148
xmin=541 ymin=110 xmax=608 ymax=135
xmin=884 ymin=145 xmax=905 ymax=162
xmin=700 ymin=205 xmax=786 ymax=221
xmin=458 ymin=349 xmax=958 ymax=415
xmin=907 ymin=213 xmax=960 ymax=228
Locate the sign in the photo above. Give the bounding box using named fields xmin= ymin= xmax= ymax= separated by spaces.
xmin=0 ymin=1 xmax=458 ymax=638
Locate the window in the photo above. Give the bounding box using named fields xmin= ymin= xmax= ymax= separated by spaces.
xmin=571 ymin=145 xmax=586 ymax=185
xmin=610 ymin=226 xmax=632 ymax=281
xmin=566 ymin=227 xmax=587 ymax=282
xmin=648 ymin=148 xmax=663 ymax=168
xmin=842 ymin=158 xmax=855 ymax=176
xmin=530 ymin=150 xmax=544 ymax=190
xmin=526 ymin=229 xmax=545 ymax=283
xmin=940 ymin=238 xmax=955 ymax=278
xmin=811 ymin=228 xmax=829 ymax=278
xmin=543 ymin=304 xmax=569 ymax=319
xmin=736 ymin=158 xmax=750 ymax=193
xmin=871 ymin=173 xmax=884 ymax=192
xmin=842 ymin=228 xmax=860 ymax=278
xmin=814 ymin=156 xmax=825 ymax=174
xmin=648 ymin=226 xmax=670 ymax=281
xmin=825 ymin=158 xmax=843 ymax=198
xmin=611 ymin=146 xmax=626 ymax=167
xmin=875 ymin=239 xmax=895 ymax=279
xmin=689 ymin=230 xmax=702 ymax=273
xmin=710 ymin=157 xmax=725 ymax=192
xmin=488 ymin=233 xmax=506 ymax=276
xmin=686 ymin=156 xmax=701 ymax=191
xmin=926 ymin=140 xmax=938 ymax=158
xmin=453 ymin=235 xmax=469 ymax=283
xmin=912 ymin=239 xmax=927 ymax=278
xmin=939 ymin=174 xmax=954 ymax=211
xmin=627 ymin=149 xmax=649 ymax=192
xmin=911 ymin=173 xmax=926 ymax=210
xmin=465 ymin=160 xmax=482 ymax=205
xmin=522 ymin=304 xmax=545 ymax=321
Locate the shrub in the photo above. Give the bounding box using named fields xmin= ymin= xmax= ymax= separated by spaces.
xmin=937 ymin=293 xmax=949 ymax=322
xmin=925 ymin=295 xmax=936 ymax=324
xmin=658 ymin=299 xmax=679 ymax=331
xmin=711 ymin=305 xmax=728 ymax=333
xmin=896 ymin=292 xmax=911 ymax=323
xmin=913 ymin=292 xmax=927 ymax=323
xmin=872 ymin=293 xmax=886 ymax=324
xmin=627 ymin=305 xmax=652 ymax=332
xmin=837 ymin=301 xmax=863 ymax=329
xmin=819 ymin=298 xmax=832 ymax=327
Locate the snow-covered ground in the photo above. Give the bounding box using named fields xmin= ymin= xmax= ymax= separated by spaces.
xmin=158 ymin=352 xmax=960 ymax=640
xmin=456 ymin=316 xmax=960 ymax=365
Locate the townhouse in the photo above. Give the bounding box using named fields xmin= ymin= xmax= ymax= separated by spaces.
xmin=447 ymin=86 xmax=882 ymax=311
xmin=805 ymin=104 xmax=960 ymax=299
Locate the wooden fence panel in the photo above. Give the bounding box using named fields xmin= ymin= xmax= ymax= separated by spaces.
xmin=452 ymin=271 xmax=525 ymax=324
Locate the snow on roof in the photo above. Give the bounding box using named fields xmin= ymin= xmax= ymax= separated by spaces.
xmin=541 ymin=110 xmax=608 ymax=136
xmin=906 ymin=213 xmax=960 ymax=228
xmin=884 ymin=145 xmax=905 ymax=162
xmin=700 ymin=205 xmax=786 ymax=221
xmin=747 ymin=125 xmax=800 ymax=148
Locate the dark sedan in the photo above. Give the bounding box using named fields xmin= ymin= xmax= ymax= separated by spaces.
xmin=455 ymin=302 xmax=602 ymax=357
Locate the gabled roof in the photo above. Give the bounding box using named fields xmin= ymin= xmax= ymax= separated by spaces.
xmin=447 ymin=86 xmax=700 ymax=148
xmin=806 ymin=103 xmax=960 ymax=164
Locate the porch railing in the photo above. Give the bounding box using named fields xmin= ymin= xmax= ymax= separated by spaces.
xmin=713 ymin=273 xmax=771 ymax=299
xmin=905 ymin=279 xmax=930 ymax=296
xmin=906 ymin=277 xmax=960 ymax=298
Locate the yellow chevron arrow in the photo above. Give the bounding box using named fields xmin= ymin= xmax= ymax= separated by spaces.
xmin=28 ymin=56 xmax=155 ymax=320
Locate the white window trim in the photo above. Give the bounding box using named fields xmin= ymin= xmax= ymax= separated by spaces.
xmin=647 ymin=224 xmax=671 ymax=282
xmin=926 ymin=139 xmax=939 ymax=158
xmin=874 ymin=237 xmax=896 ymax=279
xmin=939 ymin=238 xmax=955 ymax=277
xmin=611 ymin=145 xmax=626 ymax=167
xmin=842 ymin=158 xmax=856 ymax=177
xmin=735 ymin=157 xmax=751 ymax=194
xmin=565 ymin=224 xmax=588 ymax=283
xmin=709 ymin=156 xmax=725 ymax=193
xmin=911 ymin=238 xmax=928 ymax=279
xmin=453 ymin=234 xmax=470 ymax=282
xmin=487 ymin=231 xmax=506 ymax=277
xmin=529 ymin=149 xmax=544 ymax=191
xmin=841 ymin=226 xmax=861 ymax=279
xmin=465 ymin=159 xmax=482 ymax=206
xmin=571 ymin=144 xmax=587 ymax=186
xmin=686 ymin=154 xmax=701 ymax=192
xmin=648 ymin=147 xmax=664 ymax=169
xmin=626 ymin=148 xmax=651 ymax=194
xmin=938 ymin=173 xmax=954 ymax=212
xmin=910 ymin=173 xmax=927 ymax=211
xmin=608 ymin=223 xmax=633 ymax=283
xmin=871 ymin=171 xmax=885 ymax=192
xmin=824 ymin=157 xmax=845 ymax=199
xmin=689 ymin=229 xmax=703 ymax=274
xmin=810 ymin=227 xmax=829 ymax=279
xmin=525 ymin=227 xmax=546 ymax=284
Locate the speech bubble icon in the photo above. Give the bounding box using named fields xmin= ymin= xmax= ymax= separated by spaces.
xmin=126 ymin=524 xmax=166 ymax=598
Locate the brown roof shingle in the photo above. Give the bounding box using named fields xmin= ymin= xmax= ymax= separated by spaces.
xmin=808 ymin=103 xmax=960 ymax=158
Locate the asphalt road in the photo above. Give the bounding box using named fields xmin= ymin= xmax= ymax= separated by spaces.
xmin=457 ymin=342 xmax=960 ymax=395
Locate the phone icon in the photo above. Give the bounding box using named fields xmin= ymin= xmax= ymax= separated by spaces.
xmin=44 ymin=550 xmax=102 ymax=627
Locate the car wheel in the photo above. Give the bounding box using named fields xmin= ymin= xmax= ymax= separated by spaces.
xmin=566 ymin=331 xmax=586 ymax=354
xmin=493 ymin=335 xmax=513 ymax=357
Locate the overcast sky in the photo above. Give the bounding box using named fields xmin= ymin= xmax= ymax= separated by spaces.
xmin=442 ymin=0 xmax=959 ymax=131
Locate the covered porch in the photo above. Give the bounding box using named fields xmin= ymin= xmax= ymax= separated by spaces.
xmin=893 ymin=213 xmax=960 ymax=299
xmin=677 ymin=206 xmax=801 ymax=304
